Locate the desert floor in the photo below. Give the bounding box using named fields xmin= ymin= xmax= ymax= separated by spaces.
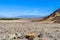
xmin=0 ymin=22 xmax=60 ymax=40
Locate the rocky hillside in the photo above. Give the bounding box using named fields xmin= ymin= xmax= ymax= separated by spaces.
xmin=42 ymin=8 xmax=60 ymax=23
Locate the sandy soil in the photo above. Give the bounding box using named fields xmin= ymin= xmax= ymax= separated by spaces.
xmin=0 ymin=22 xmax=60 ymax=40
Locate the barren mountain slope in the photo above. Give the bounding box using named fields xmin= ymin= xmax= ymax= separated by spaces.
xmin=42 ymin=8 xmax=60 ymax=23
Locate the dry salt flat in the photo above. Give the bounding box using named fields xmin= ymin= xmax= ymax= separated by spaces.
xmin=0 ymin=22 xmax=60 ymax=40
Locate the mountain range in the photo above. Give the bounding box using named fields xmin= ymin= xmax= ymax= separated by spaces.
xmin=16 ymin=15 xmax=46 ymax=18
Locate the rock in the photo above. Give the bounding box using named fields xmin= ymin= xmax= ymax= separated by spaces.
xmin=25 ymin=33 xmax=36 ymax=40
xmin=0 ymin=34 xmax=9 ymax=40
xmin=38 ymin=33 xmax=43 ymax=38
xmin=46 ymin=33 xmax=53 ymax=38
xmin=16 ymin=33 xmax=24 ymax=39
xmin=8 ymin=33 xmax=16 ymax=39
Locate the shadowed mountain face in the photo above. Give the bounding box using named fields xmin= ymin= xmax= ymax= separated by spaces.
xmin=43 ymin=8 xmax=60 ymax=23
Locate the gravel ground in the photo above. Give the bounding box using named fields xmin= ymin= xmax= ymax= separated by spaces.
xmin=0 ymin=22 xmax=60 ymax=40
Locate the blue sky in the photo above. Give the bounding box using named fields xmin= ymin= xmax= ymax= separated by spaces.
xmin=0 ymin=0 xmax=60 ymax=17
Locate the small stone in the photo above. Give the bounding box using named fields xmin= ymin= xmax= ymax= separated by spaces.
xmin=8 ymin=34 xmax=16 ymax=39
xmin=38 ymin=33 xmax=43 ymax=38
xmin=16 ymin=33 xmax=24 ymax=39
xmin=54 ymin=38 xmax=57 ymax=40
xmin=46 ymin=33 xmax=53 ymax=38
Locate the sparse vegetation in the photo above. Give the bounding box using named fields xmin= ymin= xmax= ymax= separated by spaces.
xmin=0 ymin=18 xmax=19 ymax=20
